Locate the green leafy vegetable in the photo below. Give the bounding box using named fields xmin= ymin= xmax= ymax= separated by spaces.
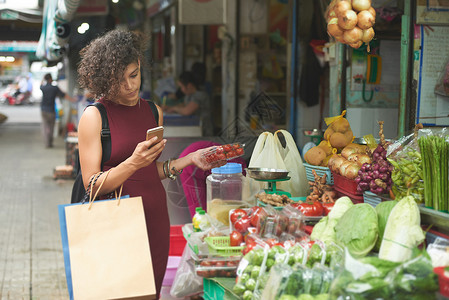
xmin=335 ymin=203 xmax=378 ymax=257
xmin=374 ymin=200 xmax=397 ymax=251
xmin=378 ymin=195 xmax=424 ymax=262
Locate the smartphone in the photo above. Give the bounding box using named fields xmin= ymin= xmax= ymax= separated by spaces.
xmin=146 ymin=126 xmax=164 ymax=142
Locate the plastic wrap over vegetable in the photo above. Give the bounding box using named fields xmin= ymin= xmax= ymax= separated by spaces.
xmin=329 ymin=248 xmax=438 ymax=300
xmin=387 ymin=124 xmax=424 ymax=203
xmin=373 ymin=200 xmax=397 ymax=252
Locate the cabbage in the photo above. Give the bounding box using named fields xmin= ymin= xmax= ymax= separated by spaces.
xmin=373 ymin=200 xmax=397 ymax=252
xmin=328 ymin=196 xmax=354 ymax=220
xmin=311 ymin=197 xmax=354 ymax=243
xmin=335 ymin=203 xmax=378 ymax=258
xmin=378 ymin=196 xmax=425 ymax=262
xmin=311 ymin=216 xmax=328 ymax=241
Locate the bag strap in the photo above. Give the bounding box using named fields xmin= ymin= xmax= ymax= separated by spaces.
xmin=90 ymin=102 xmax=111 ymax=166
xmin=145 ymin=100 xmax=159 ymax=125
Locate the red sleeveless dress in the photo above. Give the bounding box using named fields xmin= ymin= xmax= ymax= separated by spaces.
xmin=99 ymin=98 xmax=169 ymax=298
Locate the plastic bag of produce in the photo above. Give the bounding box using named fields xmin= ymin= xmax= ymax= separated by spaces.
xmin=386 ymin=125 xmax=424 ymax=203
xmin=170 ymin=245 xmax=203 ymax=298
xmin=260 ymin=263 xmax=293 ymax=300
xmin=427 ymin=237 xmax=449 ymax=268
xmin=233 ymin=240 xmax=269 ymax=299
xmin=385 ymin=252 xmax=439 ymax=299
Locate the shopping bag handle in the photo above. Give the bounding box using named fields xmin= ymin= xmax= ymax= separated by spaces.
xmin=88 ymin=169 xmax=124 ymax=209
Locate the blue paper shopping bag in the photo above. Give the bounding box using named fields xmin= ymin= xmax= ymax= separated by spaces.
xmin=58 ymin=195 xmax=156 ymax=300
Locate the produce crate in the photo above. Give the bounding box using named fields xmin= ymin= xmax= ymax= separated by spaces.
xmin=203 ymin=278 xmax=225 ymax=300
xmin=434 ymin=266 xmax=449 ymax=297
xmin=333 ymin=172 xmax=363 ymax=203
xmin=303 ymin=163 xmax=334 ymax=185
xmin=363 ymin=191 xmax=391 ymax=207
xmin=169 ymin=225 xmax=187 ymax=256
xmin=204 ymin=236 xmax=244 ymax=257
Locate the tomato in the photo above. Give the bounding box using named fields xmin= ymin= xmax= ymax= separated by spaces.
xmin=234 ymin=216 xmax=251 ymax=233
xmin=223 ymin=144 xmax=232 ymax=152
xmin=322 ymin=202 xmax=335 ymax=216
xmin=216 ymin=153 xmax=226 ymax=161
xmin=235 ymin=147 xmax=244 ymax=156
xmin=249 ymin=207 xmax=267 ymax=227
xmin=265 ymin=238 xmax=278 ymax=247
xmin=242 ymin=243 xmax=255 ymax=255
xmin=226 ymin=150 xmax=237 ymax=159
xmin=233 ymin=143 xmax=240 ymax=149
xmin=230 ymin=230 xmax=243 ymax=246
xmin=230 ymin=209 xmax=248 ymax=224
xmin=295 ymin=201 xmax=324 ymax=216
xmin=216 ymin=146 xmax=224 ymax=154
xmin=215 ymin=261 xmax=226 ymax=267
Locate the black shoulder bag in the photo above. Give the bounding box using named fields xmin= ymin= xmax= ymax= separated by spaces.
xmin=70 ymin=100 xmax=159 ymax=203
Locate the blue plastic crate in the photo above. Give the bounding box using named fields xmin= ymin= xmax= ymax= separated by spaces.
xmin=363 ymin=191 xmax=391 ymax=207
xmin=303 ymin=163 xmax=334 ymax=185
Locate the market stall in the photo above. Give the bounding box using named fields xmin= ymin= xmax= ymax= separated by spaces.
xmin=165 ymin=110 xmax=448 ymax=300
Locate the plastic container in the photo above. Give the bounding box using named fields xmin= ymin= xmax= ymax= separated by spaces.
xmin=195 ymin=256 xmax=240 ymax=278
xmin=169 ymin=225 xmax=187 ymax=256
xmin=202 ymin=142 xmax=245 ymax=163
xmin=363 ymin=191 xmax=391 ymax=208
xmin=203 ymin=278 xmax=227 ymax=300
xmin=204 ymin=236 xmax=244 ymax=256
xmin=207 ymin=163 xmax=246 ymax=225
xmin=304 ymin=163 xmax=334 ymax=185
xmin=162 ymin=256 xmax=182 ymax=286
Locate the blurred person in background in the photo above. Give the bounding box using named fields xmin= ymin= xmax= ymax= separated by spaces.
xmin=40 ymin=73 xmax=75 ymax=148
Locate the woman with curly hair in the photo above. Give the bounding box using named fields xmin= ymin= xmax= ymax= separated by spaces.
xmin=77 ymin=29 xmax=224 ymax=298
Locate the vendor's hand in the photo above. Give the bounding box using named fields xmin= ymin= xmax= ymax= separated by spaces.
xmin=127 ymin=137 xmax=166 ymax=169
xmin=191 ymin=146 xmax=227 ymax=170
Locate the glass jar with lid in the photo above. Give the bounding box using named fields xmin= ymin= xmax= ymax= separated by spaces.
xmin=206 ymin=163 xmax=247 ymax=225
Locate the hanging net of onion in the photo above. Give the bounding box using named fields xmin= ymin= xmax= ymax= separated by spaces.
xmin=326 ymin=0 xmax=375 ymax=51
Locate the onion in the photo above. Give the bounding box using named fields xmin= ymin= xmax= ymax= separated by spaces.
xmin=362 ymin=27 xmax=375 ymax=43
xmin=327 ymin=18 xmax=344 ymax=37
xmin=368 ymin=6 xmax=376 ymax=18
xmin=349 ymin=41 xmax=363 ymax=48
xmin=352 ymin=0 xmax=371 ymax=12
xmin=357 ymin=10 xmax=375 ymax=29
xmin=335 ymin=35 xmax=346 ymax=43
xmin=327 ymin=9 xmax=337 ymax=22
xmin=343 ymin=26 xmax=363 ymax=44
xmin=338 ymin=9 xmax=358 ymax=30
xmin=335 ymin=0 xmax=352 ymax=17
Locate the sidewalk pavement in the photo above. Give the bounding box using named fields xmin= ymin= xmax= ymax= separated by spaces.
xmin=0 ymin=111 xmax=71 ymax=299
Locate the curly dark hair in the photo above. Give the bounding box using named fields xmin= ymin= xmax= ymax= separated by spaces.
xmin=78 ymin=29 xmax=149 ymax=99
